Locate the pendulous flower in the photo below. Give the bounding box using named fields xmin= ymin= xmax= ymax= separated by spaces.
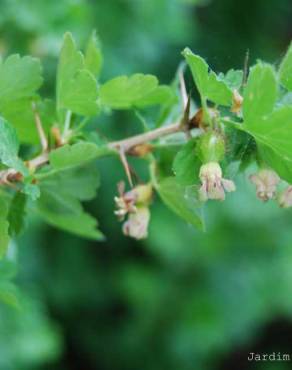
xmin=249 ymin=169 xmax=280 ymax=202
xmin=122 ymin=206 xmax=150 ymax=240
xmin=114 ymin=182 xmax=152 ymax=220
xmin=278 ymin=186 xmax=292 ymax=208
xmin=199 ymin=162 xmax=236 ymax=201
xmin=114 ymin=182 xmax=152 ymax=239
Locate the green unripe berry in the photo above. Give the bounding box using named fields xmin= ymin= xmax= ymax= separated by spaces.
xmin=198 ymin=131 xmax=225 ymax=163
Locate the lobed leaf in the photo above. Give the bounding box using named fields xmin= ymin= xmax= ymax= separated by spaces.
xmin=245 ymin=106 xmax=292 ymax=163
xmin=279 ymin=43 xmax=292 ymax=91
xmin=56 ymin=32 xmax=99 ymax=116
xmin=0 ymin=54 xmax=42 ymax=107
xmin=157 ymin=177 xmax=204 ymax=230
xmin=37 ymin=188 xmax=104 ymax=240
xmin=258 ymin=144 xmax=292 ymax=183
xmin=49 ymin=142 xmax=108 ymax=171
xmin=1 ymin=98 xmax=54 ymax=145
xmin=0 ymin=118 xmax=28 ymax=175
xmin=243 ymin=62 xmax=277 ymax=125
xmin=218 ymin=69 xmax=243 ymax=90
xmin=41 ymin=164 xmax=100 ymax=201
xmin=100 ymin=74 xmax=170 ymax=109
xmin=85 ymin=30 xmax=103 ymax=78
xmin=182 ymin=48 xmax=232 ymax=106
xmin=172 ymin=138 xmax=201 ymax=186
xmin=8 ymin=192 xmax=27 ymax=236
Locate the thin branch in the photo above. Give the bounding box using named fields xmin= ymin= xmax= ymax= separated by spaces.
xmin=0 ymin=121 xmax=183 ymax=185
xmin=108 ymin=122 xmax=181 ymax=152
xmin=32 ymin=102 xmax=48 ymax=152
xmin=119 ymin=149 xmax=133 ymax=187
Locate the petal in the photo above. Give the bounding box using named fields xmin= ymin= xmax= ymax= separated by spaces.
xmin=122 ymin=207 xmax=150 ymax=240
xmin=208 ymin=182 xmax=225 ymax=200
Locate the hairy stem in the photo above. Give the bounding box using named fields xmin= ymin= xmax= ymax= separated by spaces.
xmin=0 ymin=122 xmax=183 ymax=185
xmin=108 ymin=122 xmax=181 ymax=151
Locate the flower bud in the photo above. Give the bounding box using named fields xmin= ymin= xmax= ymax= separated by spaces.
xmin=122 ymin=206 xmax=150 ymax=240
xmin=198 ymin=131 xmax=225 ymax=164
xmin=278 ymin=186 xmax=292 ymax=208
xmin=249 ymin=169 xmax=280 ymax=202
xmin=199 ymin=162 xmax=236 ymax=201
xmin=231 ymin=89 xmax=243 ymax=115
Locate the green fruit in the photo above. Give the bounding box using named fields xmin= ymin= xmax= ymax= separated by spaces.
xmin=198 ymin=131 xmax=225 ymax=163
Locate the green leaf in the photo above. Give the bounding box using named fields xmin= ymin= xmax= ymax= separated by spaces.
xmin=0 ymin=118 xmax=28 ymax=175
xmin=8 ymin=192 xmax=27 ymax=236
xmin=172 ymin=139 xmax=201 ymax=186
xmin=182 ymin=48 xmax=209 ymax=95
xmin=206 ymin=71 xmax=233 ymax=106
xmin=1 ymin=98 xmax=54 ymax=145
xmin=279 ymin=43 xmax=292 ymax=91
xmin=0 ymin=54 xmax=42 ymax=107
xmin=56 ymin=32 xmax=99 ymax=116
xmin=135 ymin=86 xmax=176 ymax=108
xmin=61 ymin=69 xmax=99 ymax=116
xmin=258 ymin=144 xmax=292 ymax=183
xmin=182 ymin=48 xmax=232 ymax=106
xmin=0 ymin=196 xmax=9 ymax=259
xmin=49 ymin=142 xmax=103 ymax=171
xmin=100 ymin=74 xmax=164 ymax=109
xmin=157 ymin=177 xmax=204 ymax=230
xmin=85 ymin=30 xmax=103 ymax=78
xmin=37 ymin=163 xmax=101 ymax=238
xmin=244 ymin=106 xmax=292 ymax=162
xmin=243 ymin=63 xmax=277 ymax=125
xmin=218 ymin=69 xmax=243 ymax=90
xmin=37 ymin=188 xmax=103 ymax=240
xmin=41 ymin=163 xmax=100 ymax=201
xmin=23 ymin=183 xmax=40 ymax=201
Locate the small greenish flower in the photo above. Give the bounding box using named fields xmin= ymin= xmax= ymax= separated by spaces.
xmin=122 ymin=206 xmax=150 ymax=240
xmin=199 ymin=162 xmax=236 ymax=201
xmin=114 ymin=182 xmax=152 ymax=239
xmin=249 ymin=169 xmax=280 ymax=202
xmin=114 ymin=182 xmax=152 ymax=220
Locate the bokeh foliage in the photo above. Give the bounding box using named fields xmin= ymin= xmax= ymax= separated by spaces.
xmin=0 ymin=0 xmax=292 ymax=369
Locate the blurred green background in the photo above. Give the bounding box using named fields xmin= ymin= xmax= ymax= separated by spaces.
xmin=1 ymin=0 xmax=292 ymax=369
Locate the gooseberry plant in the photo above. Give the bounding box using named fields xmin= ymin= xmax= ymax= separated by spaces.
xmin=0 ymin=31 xmax=292 ymax=257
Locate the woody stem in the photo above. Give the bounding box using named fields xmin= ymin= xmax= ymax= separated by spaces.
xmin=0 ymin=122 xmax=185 ymax=184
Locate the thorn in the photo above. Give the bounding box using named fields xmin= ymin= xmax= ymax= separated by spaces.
xmin=119 ymin=148 xmax=133 ymax=188
xmin=241 ymin=49 xmax=249 ymax=88
xmin=180 ymin=94 xmax=191 ymax=128
xmin=179 ymin=71 xmax=188 ymax=110
xmin=32 ymin=102 xmax=48 ymax=152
